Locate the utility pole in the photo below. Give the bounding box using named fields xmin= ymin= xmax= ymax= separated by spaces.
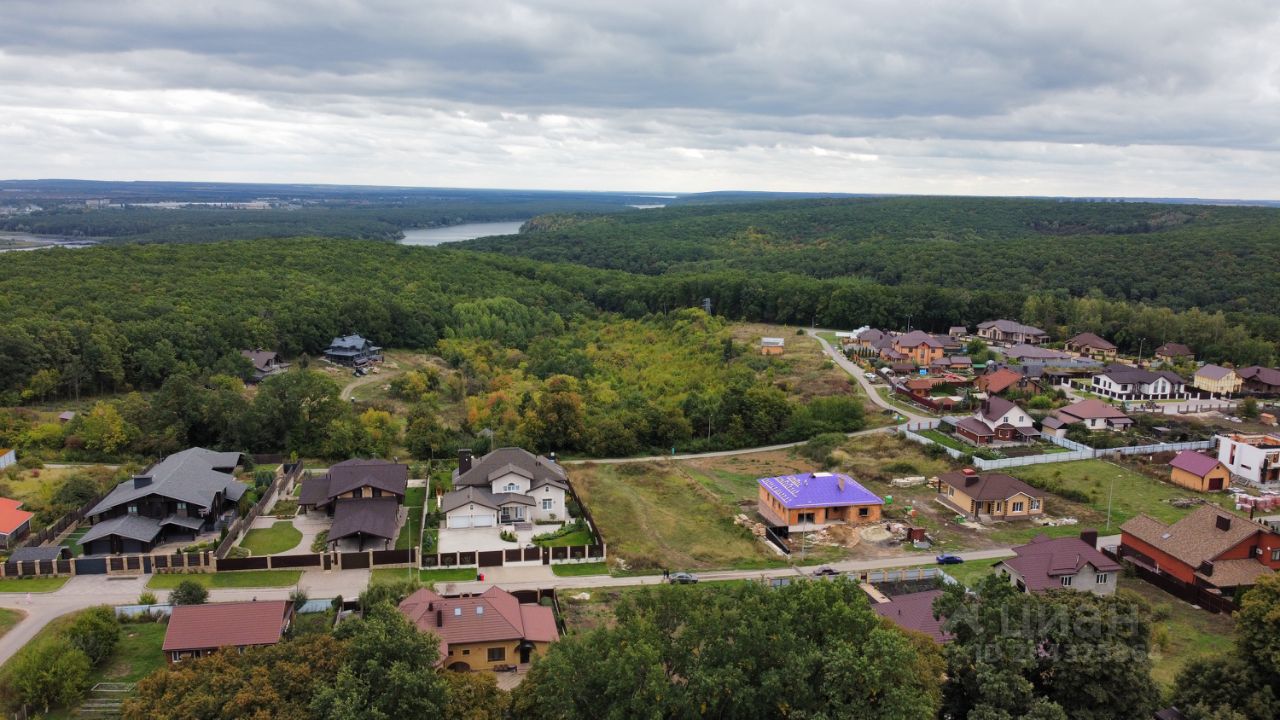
xmin=1106 ymin=474 xmax=1118 ymax=530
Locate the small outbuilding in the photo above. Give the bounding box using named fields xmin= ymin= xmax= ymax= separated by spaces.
xmin=1168 ymin=450 xmax=1231 ymax=493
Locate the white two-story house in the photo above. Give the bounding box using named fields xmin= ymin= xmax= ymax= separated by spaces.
xmin=1090 ymin=365 xmax=1187 ymax=402
xmin=441 ymin=448 xmax=569 ymax=529
xmin=953 ymin=397 xmax=1040 ymax=445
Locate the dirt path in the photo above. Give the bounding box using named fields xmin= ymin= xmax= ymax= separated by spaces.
xmin=807 ymin=329 xmax=932 ymax=423
xmin=339 ymin=371 xmax=384 ymax=401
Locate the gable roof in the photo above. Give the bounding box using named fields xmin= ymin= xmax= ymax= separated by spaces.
xmin=978 ymin=319 xmax=1046 ymax=336
xmin=757 ymin=472 xmax=883 ymax=509
xmin=1066 ymin=332 xmax=1116 ymax=351
xmin=978 ymin=397 xmax=1019 ymax=422
xmin=1196 ymin=364 xmax=1237 ymax=381
xmin=326 ymin=334 xmax=377 ymax=351
xmin=999 ymin=534 xmax=1121 ymax=591
xmin=1238 ymin=366 xmax=1280 ymax=387
xmin=938 ymin=471 xmax=1041 ymax=502
xmin=954 ymin=417 xmax=996 ymax=437
xmin=78 ymin=514 xmax=164 ymax=545
xmin=297 ymin=475 xmax=332 ymax=507
xmin=239 ymin=349 xmax=279 ymax=372
xmin=855 ymin=328 xmax=886 ymax=343
xmin=325 ymin=459 xmax=408 ymax=499
xmin=871 ymin=590 xmax=948 ymax=643
xmin=399 ymin=586 xmax=559 ymax=655
xmin=455 ymin=447 xmax=567 ymax=492
xmin=8 ymin=546 xmax=68 ymax=563
xmin=895 ymin=330 xmax=944 ymax=349
xmin=1155 ymin=342 xmax=1193 ymax=358
xmin=1005 ymin=344 xmax=1072 ymax=361
xmin=163 ymin=601 xmax=290 ymax=652
xmin=1097 ymin=365 xmax=1184 ymax=386
xmin=1169 ymin=450 xmax=1225 ymax=478
xmin=0 ymin=498 xmax=33 ymax=535
xmin=1056 ymin=399 xmax=1132 ymax=423
xmin=328 ymin=497 xmax=401 ymax=541
xmin=979 ymin=368 xmax=1027 ymax=394
xmin=87 ymin=447 xmax=246 ymax=518
xmin=1121 ymin=505 xmax=1264 ymax=569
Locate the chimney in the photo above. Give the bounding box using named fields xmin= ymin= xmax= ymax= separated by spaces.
xmin=1079 ymin=529 xmax=1098 ymax=548
xmin=1216 ymin=515 xmax=1232 ymax=532
xmin=837 ymin=475 xmax=845 ymax=492
xmin=436 ymin=609 xmax=442 ymax=627
xmin=1198 ymin=560 xmax=1214 ymax=577
xmin=458 ymin=449 xmax=473 ymax=474
xmin=133 ymin=476 xmax=152 ymax=489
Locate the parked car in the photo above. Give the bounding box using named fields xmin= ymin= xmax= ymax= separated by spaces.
xmin=669 ymin=572 xmax=699 ymax=584
xmin=936 ymin=553 xmax=965 ymax=565
xmin=813 ymin=566 xmax=840 ymax=577
xmin=864 ymin=372 xmax=878 ymax=380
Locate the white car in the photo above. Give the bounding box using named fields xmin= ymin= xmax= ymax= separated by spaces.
xmin=864 ymin=372 xmax=878 ymax=380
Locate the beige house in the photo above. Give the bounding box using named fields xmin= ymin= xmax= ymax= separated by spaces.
xmin=1193 ymin=364 xmax=1242 ymax=397
xmin=937 ymin=469 xmax=1044 ymax=522
xmin=996 ymin=532 xmax=1121 ymax=595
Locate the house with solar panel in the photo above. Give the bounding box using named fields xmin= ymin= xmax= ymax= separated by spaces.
xmin=80 ymin=448 xmax=247 ymax=555
xmin=757 ymin=472 xmax=883 ymax=532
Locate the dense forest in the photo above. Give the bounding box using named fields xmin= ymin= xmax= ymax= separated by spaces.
xmin=467 ymin=196 xmax=1280 ymax=334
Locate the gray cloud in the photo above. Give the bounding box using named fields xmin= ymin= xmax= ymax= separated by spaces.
xmin=0 ymin=0 xmax=1277 ymax=196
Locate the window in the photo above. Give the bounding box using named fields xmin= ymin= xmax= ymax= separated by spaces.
xmin=1272 ymin=549 xmax=1280 ymax=562
xmin=1012 ymin=502 xmax=1024 ymax=513
xmin=542 ymin=499 xmax=553 ymax=510
xmin=463 ymin=649 xmax=470 ymax=655
xmin=1060 ymin=575 xmax=1074 ymax=587
xmin=1030 ymin=499 xmax=1041 ymax=511
xmin=488 ymin=647 xmax=506 ymax=662
xmin=1095 ymin=573 xmax=1109 ymax=584
xmin=858 ymin=507 xmax=869 ymax=517
xmin=127 ymin=504 xmax=138 ymax=516
xmin=505 ymin=483 xmax=518 ymax=492
xmin=176 ymin=502 xmax=186 ymax=510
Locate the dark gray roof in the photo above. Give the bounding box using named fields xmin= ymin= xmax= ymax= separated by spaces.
xmin=328 ymin=498 xmax=400 ymax=541
xmin=326 ymin=459 xmax=407 ymax=498
xmin=439 ymin=486 xmax=536 ymax=514
xmin=326 ymin=335 xmax=380 ymax=353
xmin=87 ymin=448 xmax=245 ymax=518
xmin=1098 ymin=365 xmax=1184 ymax=386
xmin=455 ymin=447 xmax=567 ymax=492
xmin=298 ymin=476 xmax=331 ymax=507
xmin=162 ymin=515 xmax=206 ymax=530
xmin=8 ymin=546 xmax=68 ymax=563
xmin=79 ymin=515 xmax=163 ymax=545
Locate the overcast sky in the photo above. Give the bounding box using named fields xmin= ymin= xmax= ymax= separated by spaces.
xmin=2 ymin=1 xmax=1278 ymax=197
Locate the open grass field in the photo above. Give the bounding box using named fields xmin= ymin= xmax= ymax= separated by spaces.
xmin=0 ymin=608 xmax=23 ymax=640
xmin=369 ymin=567 xmax=478 ymax=587
xmin=571 ymin=461 xmax=784 ymax=572
xmin=552 ymin=562 xmax=609 ymax=577
xmin=0 ymin=575 xmax=71 ymax=592
xmin=146 ymin=570 xmax=302 ymax=590
xmin=936 ymin=557 xmax=1012 ymax=589
xmin=1119 ymin=577 xmax=1236 ymax=688
xmin=1008 ymin=459 xmax=1227 ymax=527
xmin=239 ymin=521 xmax=303 ymax=555
xmin=534 ymin=526 xmax=594 ymax=547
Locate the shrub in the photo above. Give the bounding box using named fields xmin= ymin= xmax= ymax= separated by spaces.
xmin=359 ymin=579 xmax=421 ymax=611
xmin=289 ymin=587 xmax=309 ymax=610
xmin=883 ymin=461 xmax=919 ymax=475
xmin=138 ymin=591 xmax=158 ymax=606
xmin=499 ymin=530 xmax=517 ymax=543
xmin=1 ymin=637 xmax=90 ymax=713
xmin=64 ymin=606 xmax=120 ymax=665
xmin=311 ymin=530 xmax=329 ymax=553
xmin=799 ymin=432 xmax=846 ymax=463
xmin=331 ymin=595 xmax=344 ymax=612
xmin=170 ymin=580 xmax=209 ymax=606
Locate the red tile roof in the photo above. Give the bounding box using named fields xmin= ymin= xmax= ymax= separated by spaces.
xmin=999 ymin=535 xmax=1121 ymax=591
xmin=399 ymin=586 xmax=559 ymax=657
xmin=1169 ymin=451 xmax=1225 ymax=478
xmin=162 ymin=601 xmax=290 ymax=652
xmin=871 ymin=590 xmax=949 ymax=643
xmin=0 ymin=498 xmax=33 ymax=535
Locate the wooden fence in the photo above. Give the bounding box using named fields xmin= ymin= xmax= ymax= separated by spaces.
xmin=18 ymin=490 xmax=108 ymax=550
xmin=215 ymin=462 xmax=304 ymax=559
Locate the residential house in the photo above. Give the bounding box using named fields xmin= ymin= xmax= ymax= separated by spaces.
xmin=80 ymin=448 xmax=246 ymax=555
xmin=442 ymin=448 xmax=569 ymax=528
xmin=1217 ymin=433 xmax=1280 ymax=485
xmin=976 ymin=368 xmax=1041 ymax=396
xmin=760 ymin=337 xmax=785 ymax=356
xmin=240 ymin=349 xmax=288 ymax=383
xmin=0 ymin=449 xmax=13 ymax=470
xmin=1041 ymin=399 xmax=1133 ymax=437
xmin=1004 ymin=344 xmax=1073 ymax=363
xmin=299 ymin=459 xmax=407 ymax=550
xmin=1154 ymin=343 xmax=1194 ymax=364
xmin=948 ymin=325 xmax=968 ymax=338
xmin=1238 ymin=366 xmax=1280 ymax=396
xmin=953 ymin=397 xmax=1039 ymax=445
xmin=848 ymin=328 xmax=887 ymax=355
xmin=892 ymin=330 xmax=946 ymax=367
xmin=0 ymin=498 xmax=33 ymax=548
xmin=1120 ymin=505 xmax=1280 ymax=593
xmin=1064 ymin=332 xmax=1117 ymax=361
xmin=163 ymin=601 xmax=293 ymax=664
xmin=323 ymin=334 xmax=382 ymax=366
xmin=757 ymin=472 xmax=883 ymax=531
xmin=400 ymin=586 xmax=559 ymax=671
xmin=976 ymin=320 xmax=1048 ymax=345
xmin=1169 ymin=451 xmax=1231 ymax=492
xmin=1193 ymin=364 xmax=1242 ymax=397
xmin=929 ymin=356 xmax=973 ymax=372
xmin=937 ymin=469 xmax=1045 ymax=521
xmin=871 ymin=590 xmax=949 ymax=643
xmin=1090 ymin=365 xmax=1187 ymax=401
xmin=996 ymin=531 xmax=1121 ymax=595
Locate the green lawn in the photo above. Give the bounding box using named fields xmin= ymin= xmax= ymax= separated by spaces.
xmin=397 ymin=488 xmax=425 ymax=551
xmin=683 ymin=467 xmax=760 ymax=503
xmin=239 ymin=521 xmax=303 ymax=555
xmin=147 ymin=570 xmax=302 ymax=590
xmin=0 ymin=575 xmax=71 ymax=592
xmin=61 ymin=527 xmax=88 ymax=557
xmin=91 ymin=621 xmax=168 ymax=683
xmin=1120 ymin=577 xmax=1236 ymax=688
xmin=552 ymin=562 xmax=609 ymax=577
xmin=534 ymin=526 xmax=594 ymax=547
xmin=0 ymin=608 xmax=24 ymax=639
xmin=915 ymin=429 xmax=969 ymax=452
xmin=404 ymin=486 xmax=426 ymax=507
xmin=369 ymin=567 xmax=478 ymax=586
xmin=937 ymin=556 xmax=1012 ymax=589
xmin=1008 ymin=459 xmax=1226 ymax=528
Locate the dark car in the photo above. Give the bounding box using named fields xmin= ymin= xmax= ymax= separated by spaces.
xmin=813 ymin=566 xmax=840 ymax=577
xmin=936 ymin=553 xmax=965 ymax=565
xmin=669 ymin=572 xmax=699 ymax=584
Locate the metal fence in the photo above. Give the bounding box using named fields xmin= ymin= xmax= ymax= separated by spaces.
xmin=901 ymin=423 xmax=1215 ymax=471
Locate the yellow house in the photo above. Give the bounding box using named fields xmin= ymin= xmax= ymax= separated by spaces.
xmin=399 ymin=586 xmax=559 ymax=672
xmin=1193 ymin=365 xmax=1242 ymax=396
xmin=1168 ymin=450 xmax=1231 ymax=492
xmin=938 ymin=470 xmax=1044 ymax=522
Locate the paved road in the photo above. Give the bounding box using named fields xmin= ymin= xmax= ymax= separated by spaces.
xmin=807 ymin=329 xmax=931 ymax=423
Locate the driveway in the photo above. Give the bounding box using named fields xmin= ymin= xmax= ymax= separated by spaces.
xmin=439 ymin=527 xmax=522 ymax=553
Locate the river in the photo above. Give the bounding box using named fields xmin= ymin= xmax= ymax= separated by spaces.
xmin=399 ymin=220 xmax=526 ymax=247
xmin=0 ymin=232 xmax=98 ymax=253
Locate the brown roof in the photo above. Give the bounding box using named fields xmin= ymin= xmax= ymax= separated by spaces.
xmin=1195 ymin=558 xmax=1273 ymax=588
xmin=895 ymin=330 xmax=944 ymax=349
xmin=1055 ymin=399 xmax=1131 ymax=422
xmin=1239 ymin=366 xmax=1280 ymax=387
xmin=1121 ymin=505 xmax=1264 ymax=569
xmin=871 ymin=590 xmax=949 ymax=643
xmin=999 ymin=534 xmax=1121 ymax=591
xmin=328 ymin=497 xmax=401 ymax=541
xmin=1066 ymin=332 xmax=1116 ymax=351
xmin=978 ymin=396 xmax=1018 ymax=422
xmin=1196 ymin=364 xmax=1237 ymax=381
xmin=326 ymin=459 xmax=408 ymax=499
xmin=1155 ymin=342 xmax=1193 ymax=358
xmin=938 ymin=471 xmax=1041 ymax=502
xmin=954 ymin=417 xmax=995 ymax=437
xmin=239 ymin=349 xmax=279 ymax=372
xmin=979 ymin=368 xmax=1026 ymax=394
xmin=163 ymin=601 xmax=290 ymax=652
xmin=455 ymin=447 xmax=568 ymax=492
xmin=400 ymin=586 xmax=559 ymax=658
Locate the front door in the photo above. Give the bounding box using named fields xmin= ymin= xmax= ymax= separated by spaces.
xmin=520 ymin=645 xmax=532 ymax=664
xmin=1209 ymin=477 xmax=1224 ymax=491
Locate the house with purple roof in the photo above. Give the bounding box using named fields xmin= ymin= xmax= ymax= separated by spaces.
xmin=757 ymin=472 xmax=883 ymax=532
xmin=1169 ymin=450 xmax=1231 ymax=493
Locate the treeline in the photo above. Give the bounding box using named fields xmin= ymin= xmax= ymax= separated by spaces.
xmin=466 ymin=196 xmax=1280 ymax=332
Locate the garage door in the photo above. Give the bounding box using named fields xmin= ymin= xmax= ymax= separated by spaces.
xmin=449 ymin=514 xmax=496 ymax=529
xmin=472 ymin=515 xmax=495 ymax=527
